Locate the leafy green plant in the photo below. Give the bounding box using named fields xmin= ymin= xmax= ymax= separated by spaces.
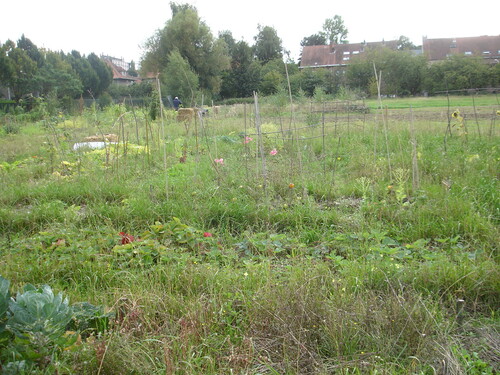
xmin=145 ymin=217 xmax=206 ymax=250
xmin=454 ymin=346 xmax=494 ymax=374
xmin=0 ymin=276 xmax=113 ymax=372
xmin=0 ymin=276 xmax=11 ymax=348
xmin=69 ymin=302 xmax=114 ymax=337
xmin=6 ymin=284 xmax=76 ymax=364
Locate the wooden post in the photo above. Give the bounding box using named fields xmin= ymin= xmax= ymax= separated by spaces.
xmin=254 ymin=92 xmax=267 ymax=190
xmin=409 ymin=106 xmax=420 ymax=192
xmin=157 ymin=75 xmax=168 ymax=198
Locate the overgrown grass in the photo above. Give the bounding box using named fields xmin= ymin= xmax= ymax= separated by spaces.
xmin=0 ymin=99 xmax=498 ymax=374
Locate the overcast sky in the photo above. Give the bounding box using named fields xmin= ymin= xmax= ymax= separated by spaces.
xmin=1 ymin=0 xmax=498 ymax=65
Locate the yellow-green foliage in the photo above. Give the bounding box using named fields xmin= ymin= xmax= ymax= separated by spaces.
xmin=260 ymin=122 xmax=283 ymax=152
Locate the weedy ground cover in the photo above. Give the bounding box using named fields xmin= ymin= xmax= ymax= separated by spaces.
xmin=0 ymin=96 xmax=498 ymax=374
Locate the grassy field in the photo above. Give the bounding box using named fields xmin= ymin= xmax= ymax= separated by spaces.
xmin=0 ymin=96 xmax=498 ymax=374
xmin=364 ymin=93 xmax=500 ymax=109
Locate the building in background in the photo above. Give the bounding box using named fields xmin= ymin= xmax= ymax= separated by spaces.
xmin=300 ymin=40 xmax=399 ymax=69
xmin=422 ymin=35 xmax=500 ymax=64
xmin=101 ymin=55 xmax=140 ymax=85
xmin=300 ymin=35 xmax=500 ymax=69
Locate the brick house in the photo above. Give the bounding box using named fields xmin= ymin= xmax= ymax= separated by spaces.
xmin=300 ymin=35 xmax=500 ymax=69
xmin=422 ymin=35 xmax=500 ymax=64
xmin=101 ymin=55 xmax=140 ymax=86
xmin=300 ymin=40 xmax=399 ymax=69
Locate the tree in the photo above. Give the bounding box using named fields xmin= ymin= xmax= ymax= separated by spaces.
xmin=17 ymin=35 xmax=43 ymax=67
xmin=141 ymin=3 xmax=230 ymax=95
xmin=66 ymin=50 xmax=99 ymax=97
xmin=322 ymin=15 xmax=348 ymax=45
xmin=253 ymin=25 xmax=283 ymax=63
xmin=346 ymin=47 xmax=426 ymax=96
xmin=0 ymin=41 xmax=16 ymax=89
xmin=397 ymin=35 xmax=417 ymax=50
xmin=299 ymin=68 xmax=328 ymax=97
xmin=35 ymin=51 xmax=82 ymax=99
xmin=0 ymin=41 xmax=38 ymax=100
xmin=170 ymin=2 xmax=196 ymax=16
xmin=87 ymin=53 xmax=113 ymax=96
xmin=300 ymin=34 xmax=327 ymax=47
xmin=162 ymin=49 xmax=199 ymax=105
xmin=218 ymin=30 xmax=236 ymax=55
xmin=260 ymin=70 xmax=282 ymax=95
xmin=127 ymin=61 xmax=138 ymax=77
xmin=423 ymin=55 xmax=495 ymax=94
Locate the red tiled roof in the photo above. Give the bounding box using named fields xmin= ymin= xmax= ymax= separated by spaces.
xmin=300 ymin=40 xmax=398 ymax=68
xmin=104 ymin=60 xmax=139 ymax=82
xmin=423 ymin=35 xmax=500 ymax=61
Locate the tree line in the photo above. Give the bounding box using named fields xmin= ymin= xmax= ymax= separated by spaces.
xmin=1 ymin=2 xmax=499 ymax=113
xmin=0 ymin=35 xmax=113 ymax=102
xmin=141 ymin=3 xmax=498 ymax=103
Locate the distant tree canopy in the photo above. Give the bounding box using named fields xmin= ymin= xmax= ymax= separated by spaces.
xmin=322 ymin=15 xmax=348 ymax=45
xmin=1 ymin=6 xmax=498 ymax=111
xmin=0 ymin=35 xmax=112 ymax=101
xmin=301 ymin=34 xmax=327 ymax=47
xmin=346 ymin=47 xmax=427 ymax=96
xmin=397 ymin=35 xmax=417 ymax=50
xmin=162 ymin=49 xmax=199 ymax=105
xmin=344 ymin=47 xmax=499 ymax=96
xmin=253 ymin=25 xmax=283 ymax=63
xmin=423 ymin=55 xmax=498 ymax=94
xmin=219 ymin=31 xmax=261 ymax=99
xmin=141 ymin=3 xmax=230 ymax=97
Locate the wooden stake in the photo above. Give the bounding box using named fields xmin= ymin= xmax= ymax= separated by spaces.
xmin=409 ymin=106 xmax=420 ymax=192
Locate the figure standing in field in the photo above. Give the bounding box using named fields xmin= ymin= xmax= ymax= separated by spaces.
xmin=173 ymin=96 xmax=182 ymax=111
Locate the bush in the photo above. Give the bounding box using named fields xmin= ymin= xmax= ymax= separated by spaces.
xmin=99 ymin=92 xmax=114 ymax=108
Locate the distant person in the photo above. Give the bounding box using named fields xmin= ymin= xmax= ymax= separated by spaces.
xmin=173 ymin=97 xmax=182 ymax=111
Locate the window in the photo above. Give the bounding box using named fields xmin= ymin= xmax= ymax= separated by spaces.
xmin=352 ymin=51 xmax=359 ymax=55
xmin=482 ymin=51 xmax=490 ymax=55
xmin=343 ymin=51 xmax=350 ymax=55
xmin=343 ymin=57 xmax=350 ymax=61
xmin=464 ymin=51 xmax=472 ymax=55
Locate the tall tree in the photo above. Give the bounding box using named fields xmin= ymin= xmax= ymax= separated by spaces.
xmin=300 ymin=34 xmax=327 ymax=47
xmin=141 ymin=3 xmax=230 ymax=95
xmin=346 ymin=47 xmax=426 ymax=96
xmin=35 ymin=51 xmax=82 ymax=98
xmin=17 ymin=34 xmax=43 ymax=67
xmin=162 ymin=49 xmax=199 ymax=105
xmin=170 ymin=2 xmax=196 ymax=16
xmin=87 ymin=53 xmax=113 ymax=96
xmin=218 ymin=30 xmax=236 ymax=56
xmin=220 ymin=38 xmax=261 ymax=98
xmin=0 ymin=40 xmax=38 ymax=100
xmin=0 ymin=41 xmax=16 ymax=90
xmin=253 ymin=25 xmax=283 ymax=63
xmin=66 ymin=50 xmax=99 ymax=97
xmin=322 ymin=15 xmax=348 ymax=44
xmin=397 ymin=35 xmax=417 ymax=50
xmin=128 ymin=60 xmax=138 ymax=77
